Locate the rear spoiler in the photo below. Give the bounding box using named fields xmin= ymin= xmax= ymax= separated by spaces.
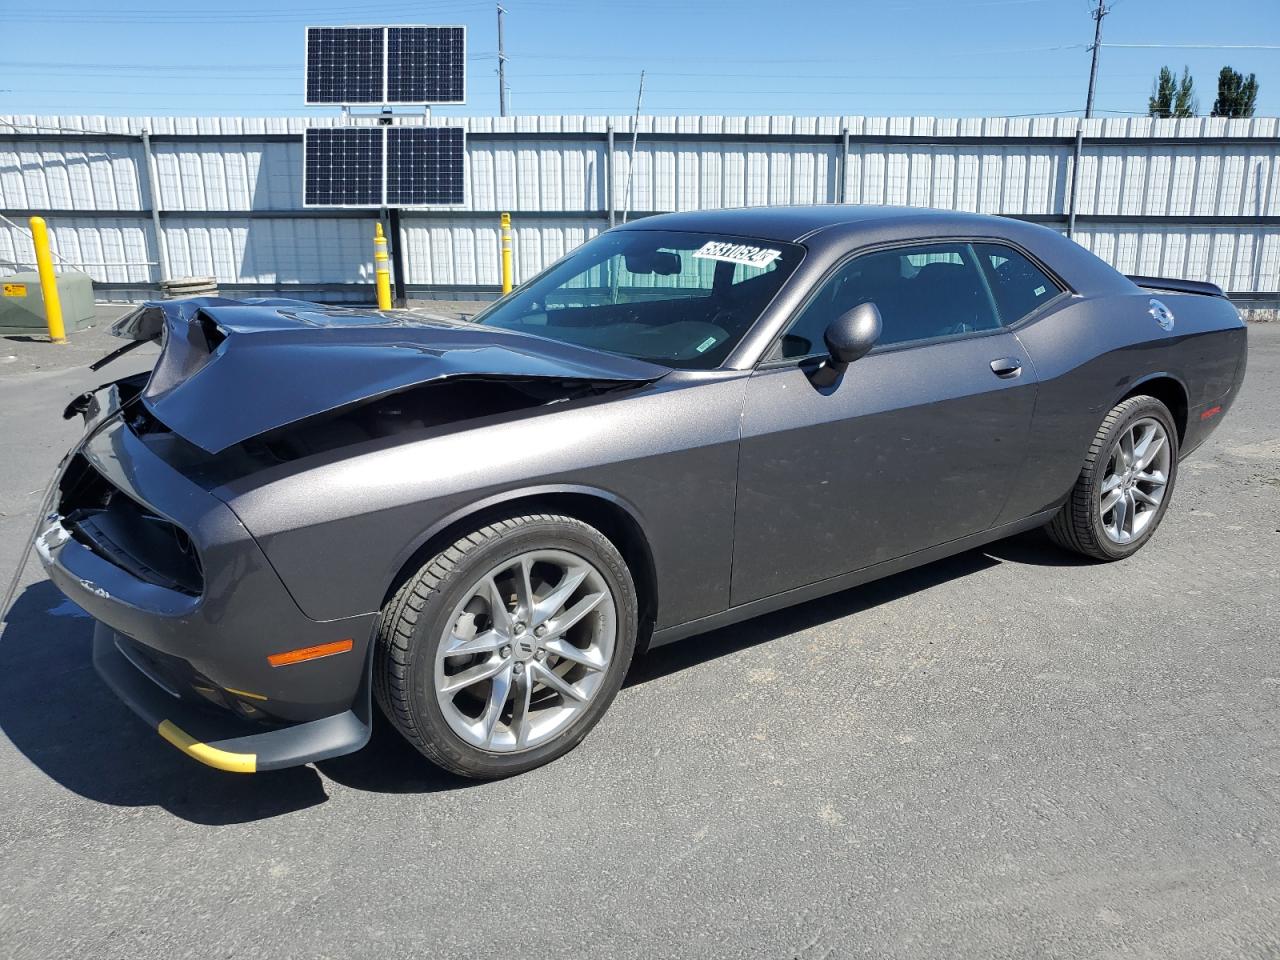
xmin=1127 ymin=275 xmax=1227 ymax=299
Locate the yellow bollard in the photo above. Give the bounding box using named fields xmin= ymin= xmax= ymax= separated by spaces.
xmin=29 ymin=216 xmax=66 ymax=344
xmin=501 ymin=212 xmax=513 ymax=294
xmin=374 ymin=221 xmax=392 ymax=311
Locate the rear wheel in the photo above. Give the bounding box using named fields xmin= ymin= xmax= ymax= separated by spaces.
xmin=1046 ymin=395 xmax=1179 ymax=561
xmin=374 ymin=513 xmax=637 ymax=779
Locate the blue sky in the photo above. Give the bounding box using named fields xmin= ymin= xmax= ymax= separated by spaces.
xmin=1 ymin=0 xmax=1275 ymax=118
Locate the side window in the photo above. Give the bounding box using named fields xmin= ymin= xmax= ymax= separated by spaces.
xmin=974 ymin=242 xmax=1061 ymax=325
xmin=772 ymin=242 xmax=1000 ymax=359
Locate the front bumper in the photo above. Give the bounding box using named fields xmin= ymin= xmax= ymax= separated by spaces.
xmin=37 ymin=383 xmax=377 ymax=771
xmin=93 ymin=623 xmax=369 ymax=772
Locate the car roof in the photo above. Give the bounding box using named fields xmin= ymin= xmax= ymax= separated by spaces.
xmin=614 ymin=205 xmax=1018 ymax=245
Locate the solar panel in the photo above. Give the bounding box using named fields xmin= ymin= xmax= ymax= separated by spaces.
xmin=305 ymin=27 xmax=386 ymax=105
xmin=303 ymin=128 xmax=384 ymax=207
xmin=386 ymin=127 xmax=466 ymax=206
xmin=303 ymin=127 xmax=466 ymax=207
xmin=305 ymin=25 xmax=466 ymax=105
xmin=387 ymin=26 xmax=466 ymax=104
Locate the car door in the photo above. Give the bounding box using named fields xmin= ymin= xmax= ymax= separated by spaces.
xmin=730 ymin=240 xmax=1039 ymax=606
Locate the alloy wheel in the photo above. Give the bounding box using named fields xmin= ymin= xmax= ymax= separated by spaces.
xmin=433 ymin=549 xmax=617 ymax=753
xmin=1099 ymin=417 xmax=1171 ymax=544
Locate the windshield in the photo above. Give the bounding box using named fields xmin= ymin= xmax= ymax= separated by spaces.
xmin=472 ymin=229 xmax=803 ymax=370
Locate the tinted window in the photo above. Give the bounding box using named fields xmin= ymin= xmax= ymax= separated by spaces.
xmin=974 ymin=242 xmax=1061 ymax=325
xmin=774 ymin=241 xmax=999 ymax=359
xmin=474 ymin=230 xmax=802 ymax=370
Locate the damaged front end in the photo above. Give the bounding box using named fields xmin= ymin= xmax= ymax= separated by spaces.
xmin=25 ymin=296 xmax=667 ymax=773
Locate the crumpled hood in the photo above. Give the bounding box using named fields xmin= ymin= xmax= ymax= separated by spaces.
xmin=112 ymin=297 xmax=667 ymax=454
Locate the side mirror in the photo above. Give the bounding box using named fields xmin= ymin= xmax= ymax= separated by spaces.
xmin=811 ymin=303 xmax=882 ymax=386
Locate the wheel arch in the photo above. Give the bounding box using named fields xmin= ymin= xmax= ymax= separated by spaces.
xmin=379 ymin=485 xmax=659 ymax=649
xmin=1116 ymin=372 xmax=1189 ymax=445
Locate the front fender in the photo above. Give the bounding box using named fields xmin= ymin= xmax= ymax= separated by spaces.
xmin=220 ymin=373 xmax=748 ymax=629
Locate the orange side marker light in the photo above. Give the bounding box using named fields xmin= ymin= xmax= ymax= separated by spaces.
xmin=1200 ymin=405 xmax=1222 ymax=421
xmin=267 ymin=639 xmax=354 ymax=668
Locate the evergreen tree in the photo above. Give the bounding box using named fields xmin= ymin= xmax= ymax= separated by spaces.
xmin=1211 ymin=67 xmax=1259 ymax=118
xmin=1149 ymin=66 xmax=1198 ymax=118
xmin=1148 ymin=66 xmax=1176 ymax=118
xmin=1173 ymin=67 xmax=1198 ymax=118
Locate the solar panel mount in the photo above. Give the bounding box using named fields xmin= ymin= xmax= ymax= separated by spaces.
xmin=305 ymin=25 xmax=466 ymax=106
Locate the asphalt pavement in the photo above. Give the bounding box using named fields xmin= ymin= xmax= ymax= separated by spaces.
xmin=0 ymin=311 xmax=1277 ymax=960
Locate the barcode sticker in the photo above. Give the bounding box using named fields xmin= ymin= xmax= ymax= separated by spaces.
xmin=692 ymin=241 xmax=781 ymax=269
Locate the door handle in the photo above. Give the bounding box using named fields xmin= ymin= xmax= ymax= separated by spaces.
xmin=990 ymin=358 xmax=1022 ymax=379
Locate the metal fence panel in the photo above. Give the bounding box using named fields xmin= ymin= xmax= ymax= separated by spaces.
xmin=1 ymin=113 xmax=1277 ymax=296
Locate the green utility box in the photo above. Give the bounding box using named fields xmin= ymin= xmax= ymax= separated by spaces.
xmin=0 ymin=271 xmax=96 ymax=335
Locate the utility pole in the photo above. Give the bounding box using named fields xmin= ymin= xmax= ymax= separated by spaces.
xmin=1070 ymin=0 xmax=1108 ymax=238
xmin=497 ymin=3 xmax=508 ymax=117
xmin=620 ymin=70 xmax=646 ymax=225
xmin=1084 ymin=0 xmax=1108 ymax=118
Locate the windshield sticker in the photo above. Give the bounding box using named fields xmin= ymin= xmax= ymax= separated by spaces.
xmin=692 ymin=241 xmax=782 ymax=270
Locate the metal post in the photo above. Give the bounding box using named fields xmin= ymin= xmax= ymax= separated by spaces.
xmin=606 ymin=121 xmax=616 ymax=228
xmin=500 ymin=212 xmax=513 ymax=294
xmin=838 ymin=126 xmax=850 ymax=204
xmin=140 ymin=129 xmax=170 ymax=283
xmin=1084 ymin=0 xmax=1107 ymax=119
xmin=387 ymin=207 xmax=408 ymax=307
xmin=1067 ymin=126 xmax=1084 ymax=238
xmin=497 ymin=4 xmax=508 ymax=117
xmin=374 ymin=221 xmax=392 ymax=309
xmin=29 ymin=216 xmax=65 ymax=343
xmin=1251 ymin=159 xmax=1272 ymax=293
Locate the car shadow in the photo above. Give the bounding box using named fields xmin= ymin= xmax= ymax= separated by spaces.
xmin=0 ymin=581 xmax=331 ymax=825
xmin=0 ymin=530 xmax=1078 ymax=817
xmin=982 ymin=528 xmax=1099 ymax=567
xmin=629 ymin=529 xmax=1077 ymax=686
xmin=316 ymin=713 xmax=478 ymax=794
xmin=0 ymin=581 xmax=494 ymax=818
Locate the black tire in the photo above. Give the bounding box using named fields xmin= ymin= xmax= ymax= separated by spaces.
xmin=1046 ymin=394 xmax=1180 ymax=561
xmin=373 ymin=513 xmax=638 ymax=779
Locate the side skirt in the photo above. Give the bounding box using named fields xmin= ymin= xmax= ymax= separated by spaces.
xmin=648 ymin=508 xmax=1059 ymax=649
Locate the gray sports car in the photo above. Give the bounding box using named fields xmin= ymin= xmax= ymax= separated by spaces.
xmin=32 ymin=206 xmax=1247 ymax=779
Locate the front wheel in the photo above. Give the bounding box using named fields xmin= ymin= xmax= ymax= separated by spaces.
xmin=1046 ymin=394 xmax=1179 ymax=561
xmin=374 ymin=513 xmax=637 ymax=779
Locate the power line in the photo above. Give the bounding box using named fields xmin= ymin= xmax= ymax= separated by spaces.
xmin=1102 ymin=43 xmax=1280 ymax=50
xmin=3 ymin=82 xmax=1131 ymax=96
xmin=27 ymin=0 xmax=480 ymax=9
xmin=0 ymin=55 xmax=494 ymax=72
xmin=3 ymin=1 xmax=489 ymax=22
xmin=522 ymin=0 xmax=1052 ymax=7
xmin=509 ymin=71 xmax=1153 ymax=80
xmin=499 ymin=44 xmax=1087 ymax=64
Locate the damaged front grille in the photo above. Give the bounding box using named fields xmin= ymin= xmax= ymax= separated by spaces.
xmin=57 ymin=455 xmax=205 ymax=596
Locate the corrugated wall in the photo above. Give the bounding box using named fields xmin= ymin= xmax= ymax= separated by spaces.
xmin=1 ymin=113 xmax=1277 ymax=300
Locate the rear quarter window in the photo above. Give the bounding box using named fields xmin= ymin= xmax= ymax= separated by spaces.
xmin=975 ymin=242 xmax=1062 ymax=325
